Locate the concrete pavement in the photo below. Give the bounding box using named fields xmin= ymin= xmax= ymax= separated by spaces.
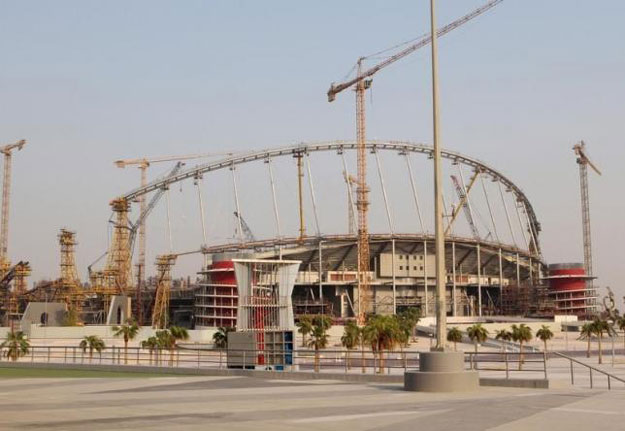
xmin=0 ymin=372 xmax=624 ymax=430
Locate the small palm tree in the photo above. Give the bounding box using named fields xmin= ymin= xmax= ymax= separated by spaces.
xmin=141 ymin=336 xmax=159 ymax=365
xmin=397 ymin=308 xmax=420 ymax=343
xmin=511 ymin=324 xmax=532 ymax=369
xmin=363 ymin=315 xmax=400 ymax=374
xmin=536 ymin=325 xmax=554 ymax=356
xmin=618 ymin=316 xmax=625 ymax=352
xmin=447 ymin=327 xmax=463 ymax=351
xmin=212 ymin=326 xmax=233 ymax=350
xmin=578 ymin=323 xmax=594 ymax=358
xmin=79 ymin=335 xmax=106 ymax=362
xmin=169 ymin=326 xmax=190 ymax=365
xmin=156 ymin=330 xmax=176 ymax=366
xmin=591 ymin=319 xmax=614 ymax=365
xmin=341 ymin=320 xmax=360 ymax=370
xmin=307 ymin=323 xmax=329 ymax=372
xmin=467 ymin=324 xmax=489 ymax=355
xmin=1 ymin=331 xmax=30 ymax=361
xmin=296 ymin=315 xmax=313 ymax=347
xmin=495 ymin=329 xmax=512 ymax=352
xmin=112 ymin=319 xmax=139 ymax=364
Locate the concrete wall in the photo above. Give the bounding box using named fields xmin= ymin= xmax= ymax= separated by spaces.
xmin=7 ymin=325 xmax=217 ymax=347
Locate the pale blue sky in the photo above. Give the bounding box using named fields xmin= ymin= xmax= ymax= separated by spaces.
xmin=1 ymin=1 xmax=624 ymax=298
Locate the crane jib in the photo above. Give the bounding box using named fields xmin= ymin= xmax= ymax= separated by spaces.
xmin=327 ymin=0 xmax=503 ymax=100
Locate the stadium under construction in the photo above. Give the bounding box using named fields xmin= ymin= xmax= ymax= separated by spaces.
xmin=0 ymin=139 xmax=600 ymax=331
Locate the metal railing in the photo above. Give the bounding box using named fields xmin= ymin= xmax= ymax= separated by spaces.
xmin=0 ymin=345 xmax=546 ymax=380
xmin=552 ymin=351 xmax=625 ymax=390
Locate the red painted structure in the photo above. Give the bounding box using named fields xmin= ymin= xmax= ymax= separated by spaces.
xmin=195 ymin=258 xmax=238 ymax=328
xmin=547 ymin=263 xmax=597 ymax=317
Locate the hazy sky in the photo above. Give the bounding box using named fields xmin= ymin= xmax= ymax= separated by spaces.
xmin=1 ymin=1 xmax=624 ymax=300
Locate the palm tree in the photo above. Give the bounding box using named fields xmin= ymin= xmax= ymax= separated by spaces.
xmin=1 ymin=331 xmax=30 ymax=361
xmin=112 ymin=319 xmax=139 ymax=364
xmin=341 ymin=320 xmax=360 ymax=370
xmin=511 ymin=324 xmax=532 ymax=369
xmin=494 ymin=329 xmax=512 ymax=352
xmin=618 ymin=316 xmax=625 ymax=352
xmin=169 ymin=326 xmax=190 ymax=365
xmin=79 ymin=335 xmax=106 ymax=362
xmin=591 ymin=319 xmax=614 ymax=365
xmin=466 ymin=323 xmax=489 ymax=354
xmin=141 ymin=336 xmax=159 ymax=365
xmin=306 ymin=321 xmax=330 ymax=372
xmin=397 ymin=308 xmax=420 ymax=343
xmin=363 ymin=315 xmax=400 ymax=374
xmin=212 ymin=326 xmax=233 ymax=350
xmin=536 ymin=325 xmax=554 ymax=356
xmin=447 ymin=327 xmax=463 ymax=351
xmin=578 ymin=323 xmax=594 ymax=358
xmin=156 ymin=330 xmax=176 ymax=366
xmin=296 ymin=315 xmax=313 ymax=347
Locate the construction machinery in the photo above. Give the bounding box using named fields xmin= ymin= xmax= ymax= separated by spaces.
xmin=151 ymin=254 xmax=177 ymax=329
xmin=450 ymin=175 xmax=480 ymax=240
xmin=327 ymin=1 xmax=502 ymax=323
xmin=151 ymin=249 xmax=201 ymax=329
xmin=573 ymin=141 xmax=601 ymax=287
xmin=58 ymin=229 xmax=83 ymax=323
xmin=234 ymin=211 xmax=256 ymax=242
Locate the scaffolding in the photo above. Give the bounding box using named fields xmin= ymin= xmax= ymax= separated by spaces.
xmin=152 ymin=254 xmax=177 ymax=329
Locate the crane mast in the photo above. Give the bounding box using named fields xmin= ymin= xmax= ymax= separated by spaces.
xmin=573 ymin=141 xmax=601 ymax=288
xmin=355 ymin=60 xmax=371 ymax=324
xmin=0 ymin=139 xmax=26 ymax=268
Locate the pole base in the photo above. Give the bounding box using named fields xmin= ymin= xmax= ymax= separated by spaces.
xmin=404 ymin=351 xmax=478 ymax=392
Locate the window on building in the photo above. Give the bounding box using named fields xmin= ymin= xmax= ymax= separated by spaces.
xmin=420 ymin=255 xmax=423 ymax=260
xmin=413 ymin=266 xmax=417 ymax=270
xmin=399 ymin=255 xmax=403 ymax=260
xmin=420 ymin=266 xmax=424 ymax=271
xmin=399 ymin=266 xmax=403 ymax=270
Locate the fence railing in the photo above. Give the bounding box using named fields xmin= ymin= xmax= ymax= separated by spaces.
xmin=552 ymin=351 xmax=625 ymax=390
xmin=0 ymin=345 xmax=547 ymax=380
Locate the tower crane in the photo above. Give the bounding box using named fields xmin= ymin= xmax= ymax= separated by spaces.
xmin=0 ymin=139 xmax=26 ymax=271
xmin=114 ymin=151 xmax=235 ymax=298
xmin=327 ymin=0 xmax=502 ymax=323
xmin=573 ymin=141 xmax=601 ymax=287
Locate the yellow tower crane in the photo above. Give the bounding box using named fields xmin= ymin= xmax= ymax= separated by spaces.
xmin=327 ymin=1 xmax=502 ymax=323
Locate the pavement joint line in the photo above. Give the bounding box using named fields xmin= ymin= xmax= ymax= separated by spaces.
xmin=289 ymin=409 xmax=443 ymax=423
xmin=550 ymin=407 xmax=623 ymax=416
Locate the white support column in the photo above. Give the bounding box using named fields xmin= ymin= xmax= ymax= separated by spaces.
xmin=452 ymin=241 xmax=457 ymax=317
xmin=498 ymin=248 xmax=503 ymax=309
xmin=424 ymin=240 xmax=428 ymax=316
xmin=477 ymin=243 xmax=482 ymax=317
xmin=318 ymin=240 xmax=323 ymax=314
xmin=392 ymin=239 xmax=397 ymax=315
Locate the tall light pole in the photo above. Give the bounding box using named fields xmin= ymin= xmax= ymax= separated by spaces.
xmin=430 ymin=0 xmax=447 ymax=350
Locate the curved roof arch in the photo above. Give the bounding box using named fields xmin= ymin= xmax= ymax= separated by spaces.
xmin=119 ymin=140 xmax=541 ymax=255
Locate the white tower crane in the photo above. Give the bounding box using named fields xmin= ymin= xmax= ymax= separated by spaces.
xmin=573 ymin=141 xmax=601 ymax=287
xmin=0 ymin=139 xmax=26 ymax=269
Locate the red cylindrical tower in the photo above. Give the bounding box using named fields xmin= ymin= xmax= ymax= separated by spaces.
xmin=547 ymin=263 xmax=596 ymax=317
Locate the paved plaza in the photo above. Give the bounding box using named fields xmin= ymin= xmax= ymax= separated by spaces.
xmin=0 ymin=372 xmax=624 ymax=430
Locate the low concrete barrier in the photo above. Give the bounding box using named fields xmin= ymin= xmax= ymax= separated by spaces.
xmin=0 ymin=362 xmax=554 ymax=388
